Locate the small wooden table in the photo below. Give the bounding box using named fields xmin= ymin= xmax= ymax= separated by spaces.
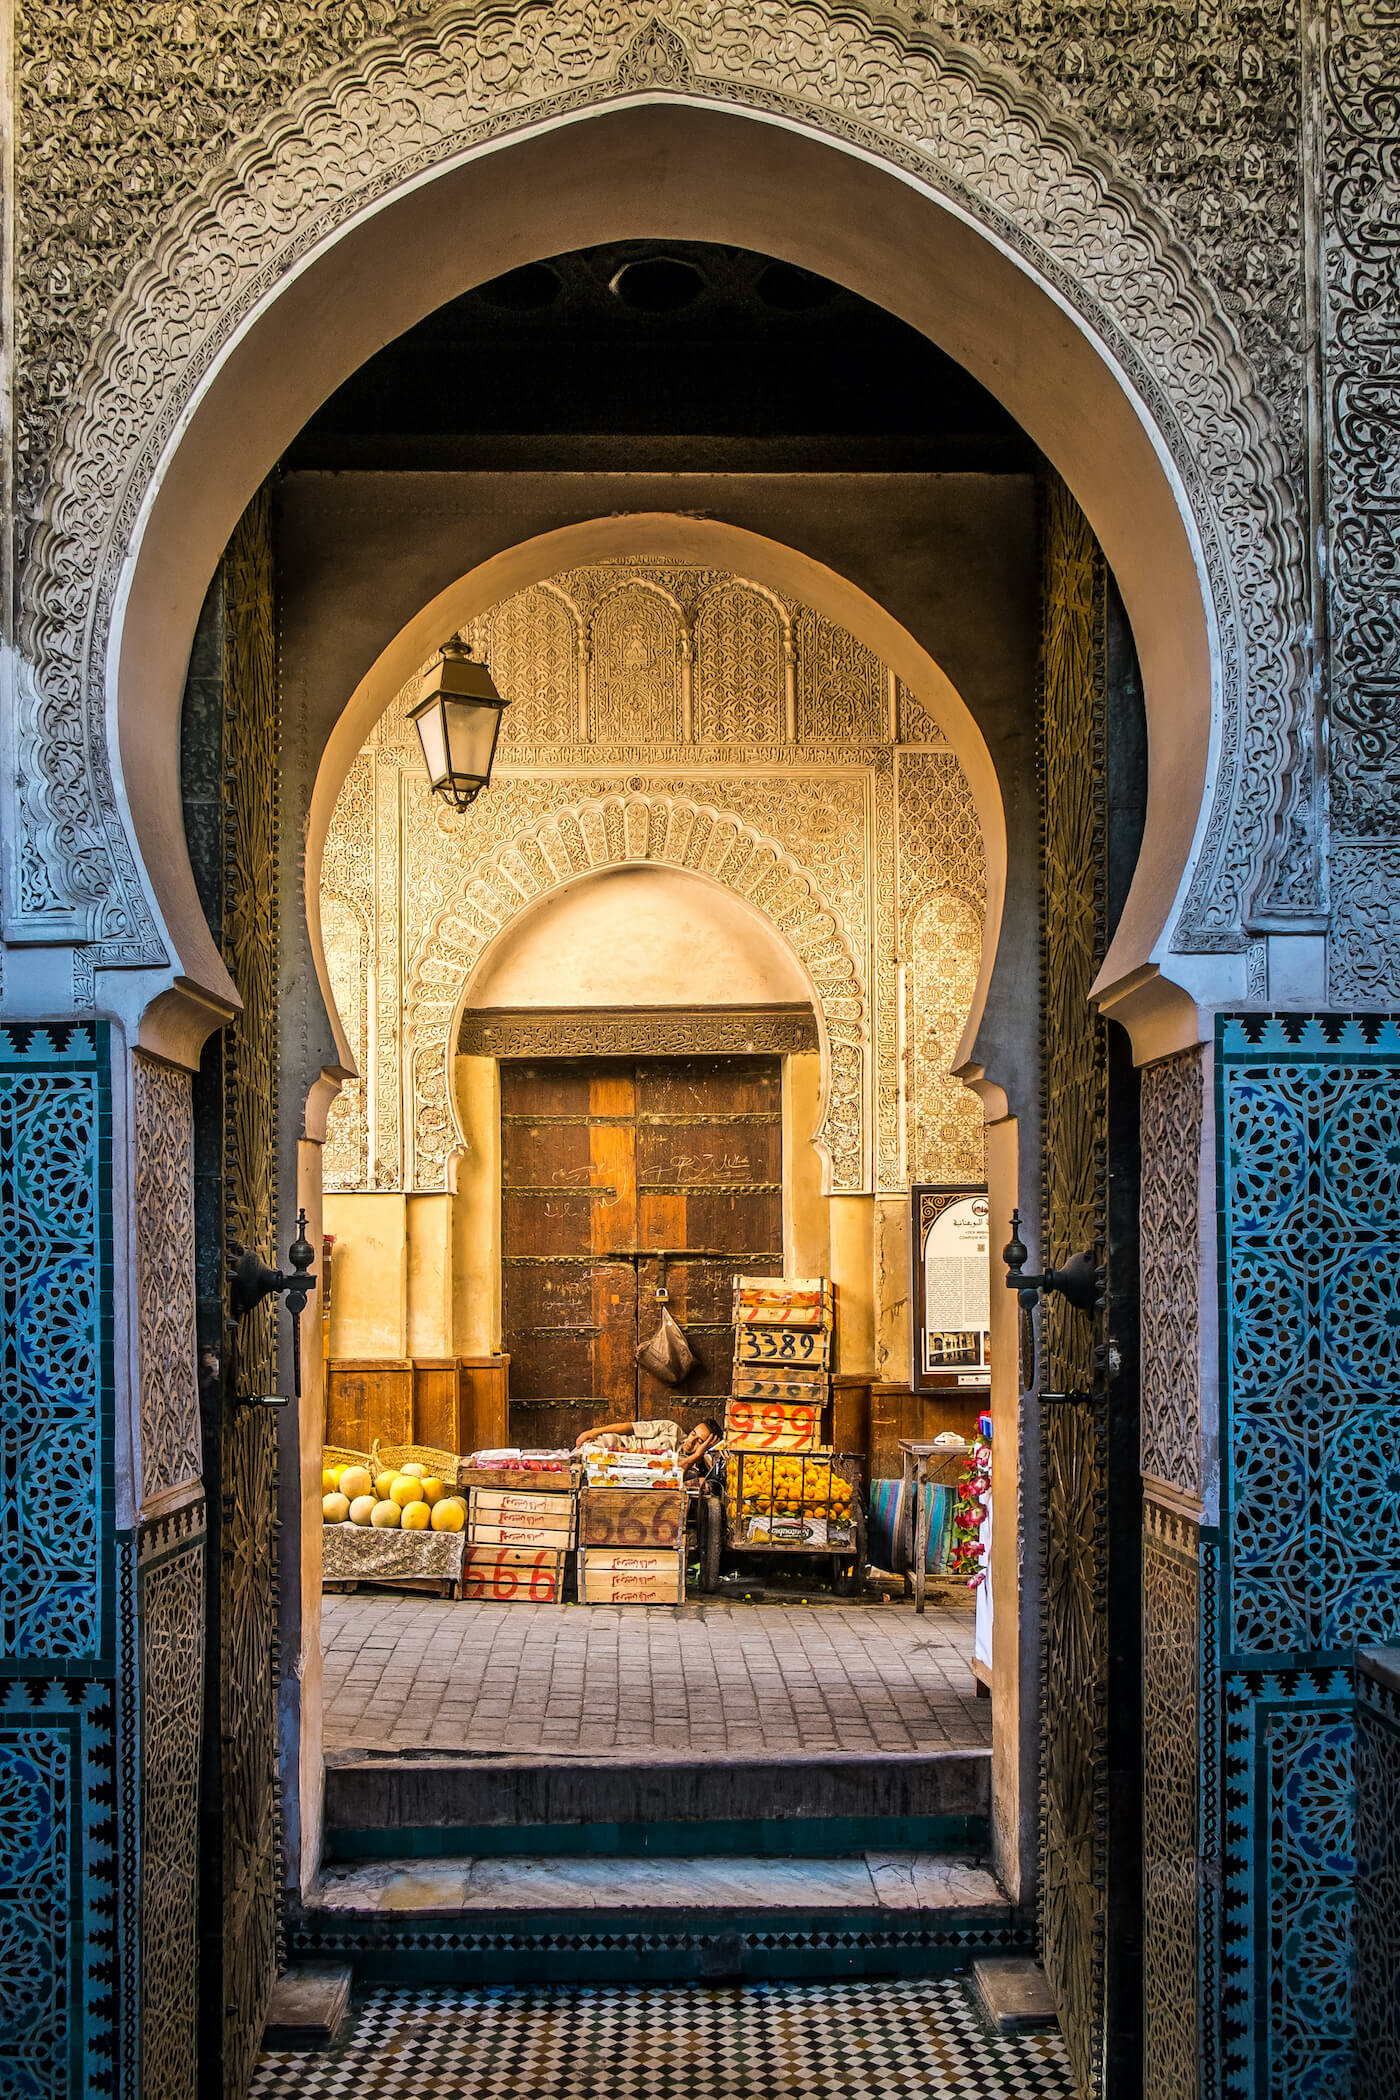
xmin=899 ymin=1437 xmax=969 ymax=1614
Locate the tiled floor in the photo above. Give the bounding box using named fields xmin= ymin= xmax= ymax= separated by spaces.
xmin=321 ymin=1594 xmax=988 ymax=1755
xmin=252 ymin=1979 xmax=1074 ymax=2096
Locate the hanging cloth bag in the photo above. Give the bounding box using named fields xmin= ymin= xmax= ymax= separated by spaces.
xmin=635 ymin=1255 xmax=696 ymax=1386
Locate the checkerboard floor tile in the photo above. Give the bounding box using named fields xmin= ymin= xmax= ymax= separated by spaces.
xmin=251 ymin=1978 xmax=1074 ymax=2097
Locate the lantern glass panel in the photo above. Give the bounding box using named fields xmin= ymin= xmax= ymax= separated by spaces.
xmin=413 ymin=700 xmax=449 ymax=788
xmin=443 ymin=696 xmax=503 ymax=786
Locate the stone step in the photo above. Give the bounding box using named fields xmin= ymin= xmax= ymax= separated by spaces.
xmin=291 ymin=1847 xmax=1026 ymax=1986
xmin=323 ymin=1746 xmax=990 ymax=1860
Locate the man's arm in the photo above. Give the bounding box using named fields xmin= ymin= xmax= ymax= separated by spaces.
xmin=574 ymin=1419 xmax=632 ymax=1447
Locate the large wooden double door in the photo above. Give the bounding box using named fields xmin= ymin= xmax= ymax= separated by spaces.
xmin=501 ymin=1055 xmax=783 ymax=1448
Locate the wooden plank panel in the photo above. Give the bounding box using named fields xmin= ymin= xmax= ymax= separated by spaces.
xmin=459 ymin=1356 xmax=509 ymax=1454
xmin=636 ymin=1056 xmax=780 ymax=1118
xmin=410 ymin=1360 xmax=460 ymax=1454
xmin=636 ymin=1117 xmax=780 ymax=1192
xmin=635 ymin=1055 xmax=781 ymax=1416
xmin=325 ymin=1360 xmax=412 ymax=1452
xmin=579 ymin=1487 xmax=686 ymax=1549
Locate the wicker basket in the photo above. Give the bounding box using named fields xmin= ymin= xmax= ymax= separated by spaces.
xmin=370 ymin=1439 xmax=461 ymax=1479
xmin=323 ymin=1444 xmax=371 ymax=1473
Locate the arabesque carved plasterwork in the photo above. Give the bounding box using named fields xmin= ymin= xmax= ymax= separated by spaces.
xmin=1319 ymin=2 xmax=1400 ymax=998
xmin=898 ymin=750 xmax=987 ymax=1188
xmin=320 ymin=559 xmax=987 ymax=1197
xmin=12 ymin=0 xmax=1312 ymax=977
xmin=132 ymin=1052 xmax=202 ymax=1511
xmin=1140 ymin=1048 xmax=1205 ymax=1503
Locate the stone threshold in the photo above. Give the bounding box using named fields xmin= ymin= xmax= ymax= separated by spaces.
xmin=309 ymin=1849 xmax=1007 ymax=1917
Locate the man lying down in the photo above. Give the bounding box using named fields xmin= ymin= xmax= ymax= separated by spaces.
xmin=574 ymin=1414 xmax=722 ymax=1483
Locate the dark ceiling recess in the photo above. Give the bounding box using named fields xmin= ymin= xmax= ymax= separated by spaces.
xmin=287 ymin=239 xmax=1035 ymax=472
xmin=609 ymin=256 xmax=705 ymax=311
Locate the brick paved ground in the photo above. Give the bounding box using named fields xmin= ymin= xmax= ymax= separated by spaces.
xmin=320 ymin=1595 xmax=988 ymax=1755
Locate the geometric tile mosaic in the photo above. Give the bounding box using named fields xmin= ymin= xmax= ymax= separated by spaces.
xmin=1220 ymin=1668 xmax=1356 ymax=2100
xmin=0 ymin=1677 xmax=121 ymax=2099
xmin=1216 ymin=1015 xmax=1400 ymax=2100
xmin=250 ymin=1979 xmax=1077 ymax=2098
xmin=0 ymin=1023 xmax=113 ymax=1669
xmin=1218 ymin=1015 xmax=1400 ymax=1661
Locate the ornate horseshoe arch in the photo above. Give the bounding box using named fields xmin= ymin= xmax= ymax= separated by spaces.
xmin=404 ymin=794 xmax=867 ymax=1192
xmin=12 ymin=0 xmax=1311 ymax=998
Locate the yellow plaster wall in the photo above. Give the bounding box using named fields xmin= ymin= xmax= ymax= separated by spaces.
xmin=782 ymin=1051 xmax=830 ymax=1280
xmin=323 ymin=1191 xmax=409 ymax=1358
xmin=829 ymin=1194 xmax=876 ymax=1376
xmin=453 ymin=1054 xmax=502 ymax=1355
xmin=873 ymin=1196 xmax=912 ymax=1383
xmin=406 ymin=1194 xmax=454 ymax=1358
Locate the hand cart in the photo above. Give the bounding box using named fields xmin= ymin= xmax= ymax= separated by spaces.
xmin=698 ymin=1447 xmax=866 ymax=1595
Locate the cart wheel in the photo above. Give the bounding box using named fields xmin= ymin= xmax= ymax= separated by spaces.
xmin=700 ymin=1495 xmax=723 ymax=1593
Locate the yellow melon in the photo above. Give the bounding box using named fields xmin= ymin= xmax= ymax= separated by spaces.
xmin=370 ymin=1499 xmax=401 ymax=1528
xmin=399 ymin=1461 xmax=428 ymax=1480
xmin=400 ymin=1500 xmax=431 ymax=1531
xmin=348 ymin=1495 xmax=376 ymax=1526
xmin=339 ymin=1466 xmax=373 ymax=1502
xmin=430 ymin=1497 xmax=465 ymax=1533
xmin=422 ymin=1477 xmax=447 ymax=1505
xmin=322 ymin=1466 xmax=341 ymax=1493
xmin=322 ymin=1492 xmax=350 ymax=1525
xmin=390 ymin=1475 xmax=424 ymax=1508
xmin=374 ymin=1470 xmax=397 ymax=1500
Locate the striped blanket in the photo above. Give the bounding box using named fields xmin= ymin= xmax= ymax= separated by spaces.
xmin=867 ymin=1477 xmax=956 ymax=1577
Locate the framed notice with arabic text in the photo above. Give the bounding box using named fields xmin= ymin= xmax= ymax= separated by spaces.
xmin=911 ymin=1184 xmax=991 ymax=1396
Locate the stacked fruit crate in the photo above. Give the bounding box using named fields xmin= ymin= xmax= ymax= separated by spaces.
xmin=725 ymin=1277 xmax=859 ymax=1554
xmin=727 ymin=1275 xmax=833 ymax=1453
xmin=459 ymin=1461 xmax=577 ymax=1602
xmin=576 ymin=1448 xmax=687 ymax=1604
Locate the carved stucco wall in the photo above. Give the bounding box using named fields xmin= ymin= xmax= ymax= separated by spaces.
xmin=132 ymin=1052 xmax=202 ymax=1515
xmin=319 ymin=559 xmax=987 ymax=1197
xmin=6 ymin=0 xmax=1338 ymax=993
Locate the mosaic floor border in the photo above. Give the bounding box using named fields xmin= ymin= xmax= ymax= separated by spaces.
xmin=251 ymin=1976 xmax=1075 ymax=2097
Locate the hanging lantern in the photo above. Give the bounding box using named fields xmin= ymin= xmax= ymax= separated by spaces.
xmin=408 ymin=640 xmax=510 ymax=810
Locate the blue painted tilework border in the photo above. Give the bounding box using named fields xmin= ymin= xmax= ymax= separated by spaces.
xmin=1215 ymin=1015 xmax=1400 ymax=2100
xmin=0 ymin=1024 xmax=126 ymax=2100
xmin=0 ymin=1679 xmax=120 ymax=2097
xmin=0 ymin=1022 xmax=114 ymax=1675
xmin=1355 ymin=1660 xmax=1400 ymax=2100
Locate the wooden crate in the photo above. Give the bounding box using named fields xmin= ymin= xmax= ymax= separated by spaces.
xmin=468 ymin=1521 xmax=575 ymax=1550
xmin=470 ymin=1487 xmax=575 ymax=1522
xmin=577 ymin=1546 xmax=685 ymax=1605
xmin=461 ymin=1545 xmax=565 ymax=1602
xmin=724 ymin=1397 xmax=822 ymax=1451
xmin=732 ymin=1276 xmax=833 ymax=1328
xmin=579 ymin=1487 xmax=686 ymax=1550
xmin=731 ymin=1369 xmax=828 ymax=1402
xmin=458 ymin=1463 xmax=574 ymax=1494
xmin=734 ymin=1324 xmax=831 ymax=1370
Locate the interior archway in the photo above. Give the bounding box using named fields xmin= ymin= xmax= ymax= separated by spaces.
xmin=117 ymin=95 xmax=1238 ymax=1069
xmin=306 ymin=515 xmax=1002 ymax=1116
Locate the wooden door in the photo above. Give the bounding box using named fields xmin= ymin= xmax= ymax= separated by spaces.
xmin=501 ymin=1055 xmax=783 ymax=1448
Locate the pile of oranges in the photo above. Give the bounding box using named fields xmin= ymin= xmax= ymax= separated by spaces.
xmin=320 ymin=1459 xmax=466 ymax=1534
